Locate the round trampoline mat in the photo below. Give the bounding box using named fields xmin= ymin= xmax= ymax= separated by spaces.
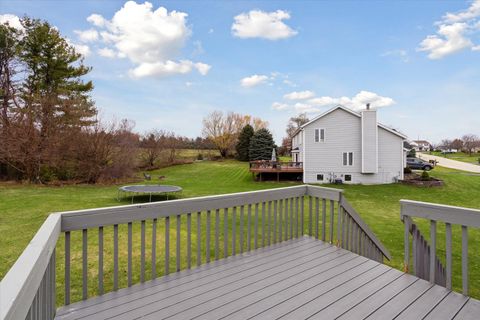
xmin=119 ymin=185 xmax=182 ymax=193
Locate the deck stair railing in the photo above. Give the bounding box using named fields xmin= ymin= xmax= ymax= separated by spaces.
xmin=401 ymin=199 xmax=480 ymax=295
xmin=1 ymin=185 xmax=390 ymax=320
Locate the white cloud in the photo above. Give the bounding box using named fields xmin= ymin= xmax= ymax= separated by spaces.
xmin=98 ymin=47 xmax=116 ymax=58
xmin=294 ymin=103 xmax=319 ymax=113
xmin=72 ymin=43 xmax=91 ymax=57
xmin=87 ymin=13 xmax=107 ymax=27
xmin=443 ymin=0 xmax=480 ymax=23
xmin=283 ymin=90 xmax=315 ymax=100
xmin=240 ymin=74 xmax=269 ymax=87
xmin=130 ymin=60 xmax=210 ymax=78
xmin=0 ymin=14 xmax=24 ymax=31
xmin=271 ymin=102 xmax=289 ymax=110
xmin=418 ymin=0 xmax=480 ymax=59
xmin=418 ymin=22 xmax=472 ymax=59
xmin=85 ymin=1 xmax=210 ymax=78
xmin=307 ymin=96 xmax=338 ymax=106
xmin=232 ymin=10 xmax=297 ymax=40
xmin=272 ymin=90 xmax=395 ymax=114
xmin=75 ymin=29 xmax=99 ymax=42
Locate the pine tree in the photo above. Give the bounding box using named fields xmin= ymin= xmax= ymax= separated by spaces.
xmin=17 ymin=17 xmax=97 ymax=180
xmin=249 ymin=128 xmax=275 ymax=161
xmin=235 ymin=124 xmax=254 ymax=161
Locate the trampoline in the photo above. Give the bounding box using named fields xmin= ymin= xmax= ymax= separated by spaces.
xmin=118 ymin=185 xmax=182 ymax=203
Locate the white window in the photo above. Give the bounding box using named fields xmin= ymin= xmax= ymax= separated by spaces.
xmin=314 ymin=128 xmax=325 ymax=142
xmin=343 ymin=152 xmax=354 ymax=166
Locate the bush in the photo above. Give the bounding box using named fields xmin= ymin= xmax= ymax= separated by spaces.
xmin=404 ymin=167 xmax=412 ymax=174
xmin=197 ymin=153 xmax=204 ymax=160
xmin=421 ymin=170 xmax=430 ymax=181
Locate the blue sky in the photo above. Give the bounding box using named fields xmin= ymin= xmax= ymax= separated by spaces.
xmin=1 ymin=0 xmax=480 ymax=144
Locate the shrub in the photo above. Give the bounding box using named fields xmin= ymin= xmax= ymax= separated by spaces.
xmin=421 ymin=170 xmax=430 ymax=181
xmin=404 ymin=167 xmax=412 ymax=174
xmin=197 ymin=153 xmax=204 ymax=160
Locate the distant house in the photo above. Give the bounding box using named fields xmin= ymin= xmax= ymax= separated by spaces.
xmin=412 ymin=140 xmax=432 ymax=152
xmin=291 ymin=105 xmax=407 ymax=184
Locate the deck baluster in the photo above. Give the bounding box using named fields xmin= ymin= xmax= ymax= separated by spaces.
xmin=176 ymin=215 xmax=181 ymax=271
xmin=82 ymin=229 xmax=88 ymax=300
xmin=462 ymin=225 xmax=468 ymax=295
xmin=206 ymin=211 xmax=210 ymax=263
xmin=128 ymin=222 xmax=132 ymax=286
xmin=215 ymin=209 xmax=220 ymax=260
xmin=165 ymin=217 xmax=170 ymax=275
xmin=187 ymin=214 xmax=191 ymax=268
xmin=113 ymin=224 xmax=118 ymax=290
xmin=98 ymin=226 xmax=104 ymax=293
xmin=152 ymin=218 xmax=157 ymax=277
xmin=141 ymin=220 xmax=146 ymax=281
xmin=240 ymin=206 xmax=244 ymax=253
xmin=224 ymin=208 xmax=228 ymax=257
xmin=445 ymin=222 xmax=452 ymax=289
xmin=65 ymin=231 xmax=70 ymax=305
xmin=196 ymin=212 xmax=201 ymax=266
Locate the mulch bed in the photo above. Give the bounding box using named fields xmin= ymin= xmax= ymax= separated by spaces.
xmin=400 ymin=173 xmax=444 ymax=187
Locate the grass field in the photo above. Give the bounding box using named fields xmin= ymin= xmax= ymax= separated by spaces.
xmin=430 ymin=151 xmax=480 ymax=165
xmin=1 ymin=160 xmax=479 ymax=304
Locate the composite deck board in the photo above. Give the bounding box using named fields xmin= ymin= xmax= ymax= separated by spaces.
xmin=111 ymin=244 xmax=337 ymax=319
xmin=55 ymin=237 xmax=480 ymax=320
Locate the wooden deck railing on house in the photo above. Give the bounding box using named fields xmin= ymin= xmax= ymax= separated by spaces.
xmin=1 ymin=185 xmax=391 ymax=320
xmin=249 ymin=160 xmax=303 ymax=171
xmin=401 ymin=200 xmax=480 ymax=295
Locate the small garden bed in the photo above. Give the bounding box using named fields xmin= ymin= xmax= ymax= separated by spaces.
xmin=401 ymin=172 xmax=444 ymax=187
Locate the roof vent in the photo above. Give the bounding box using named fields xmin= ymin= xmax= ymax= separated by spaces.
xmin=366 ymin=103 xmax=370 ymax=110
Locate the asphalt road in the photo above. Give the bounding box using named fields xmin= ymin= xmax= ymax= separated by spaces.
xmin=418 ymin=153 xmax=480 ymax=173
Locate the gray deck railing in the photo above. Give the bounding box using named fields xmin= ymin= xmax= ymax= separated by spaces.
xmin=1 ymin=185 xmax=389 ymax=320
xmin=401 ymin=199 xmax=480 ymax=295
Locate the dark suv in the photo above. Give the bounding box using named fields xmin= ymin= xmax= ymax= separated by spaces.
xmin=406 ymin=158 xmax=434 ymax=171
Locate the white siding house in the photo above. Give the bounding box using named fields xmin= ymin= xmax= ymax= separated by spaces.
xmin=291 ymin=105 xmax=406 ymax=184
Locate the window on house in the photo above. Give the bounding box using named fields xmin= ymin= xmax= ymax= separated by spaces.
xmin=314 ymin=129 xmax=325 ymax=142
xmin=343 ymin=152 xmax=354 ymax=166
xmin=345 ymin=174 xmax=352 ymax=181
xmin=317 ymin=174 xmax=324 ymax=181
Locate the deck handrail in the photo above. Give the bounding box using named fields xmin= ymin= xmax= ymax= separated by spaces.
xmin=0 ymin=214 xmax=61 ymax=320
xmin=401 ymin=199 xmax=480 ymax=295
xmin=1 ymin=185 xmax=390 ymax=320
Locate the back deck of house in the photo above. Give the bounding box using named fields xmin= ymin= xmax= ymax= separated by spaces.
xmin=55 ymin=236 xmax=479 ymax=320
xmin=249 ymin=161 xmax=303 ymax=181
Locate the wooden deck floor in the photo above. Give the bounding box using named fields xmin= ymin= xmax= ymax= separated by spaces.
xmin=55 ymin=236 xmax=479 ymax=320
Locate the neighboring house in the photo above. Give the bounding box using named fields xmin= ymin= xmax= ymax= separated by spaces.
xmin=291 ymin=105 xmax=407 ymax=184
xmin=412 ymin=140 xmax=432 ymax=152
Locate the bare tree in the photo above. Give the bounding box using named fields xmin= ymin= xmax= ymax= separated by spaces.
xmin=140 ymin=129 xmax=166 ymax=168
xmin=450 ymin=138 xmax=463 ymax=151
xmin=439 ymin=139 xmax=452 ymax=151
xmin=462 ymin=134 xmax=479 ymax=155
xmin=286 ymin=113 xmax=309 ymax=138
xmin=202 ymin=111 xmax=268 ymax=158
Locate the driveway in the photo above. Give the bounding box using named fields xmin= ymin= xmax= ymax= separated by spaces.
xmin=418 ymin=153 xmax=480 ymax=173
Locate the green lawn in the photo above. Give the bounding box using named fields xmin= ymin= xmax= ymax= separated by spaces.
xmin=430 ymin=151 xmax=480 ymax=165
xmin=1 ymin=161 xmax=479 ymax=304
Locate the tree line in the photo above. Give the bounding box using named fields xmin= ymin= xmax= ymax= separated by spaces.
xmin=436 ymin=134 xmax=480 ymax=155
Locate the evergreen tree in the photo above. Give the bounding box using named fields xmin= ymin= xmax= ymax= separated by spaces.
xmin=249 ymin=128 xmax=275 ymax=161
xmin=235 ymin=124 xmax=254 ymax=161
xmin=18 ymin=18 xmax=97 ymax=180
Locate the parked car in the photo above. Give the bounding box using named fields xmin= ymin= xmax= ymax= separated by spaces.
xmin=406 ymin=158 xmax=434 ymax=171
